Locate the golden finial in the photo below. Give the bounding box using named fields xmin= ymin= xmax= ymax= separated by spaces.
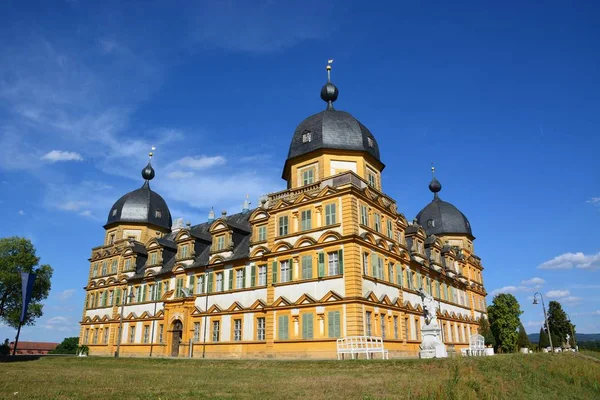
xmin=431 ymin=162 xmax=435 ymax=178
xmin=149 ymin=146 xmax=156 ymax=160
xmin=326 ymin=59 xmax=334 ymax=82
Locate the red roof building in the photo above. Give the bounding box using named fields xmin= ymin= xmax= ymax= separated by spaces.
xmin=9 ymin=341 xmax=59 ymax=355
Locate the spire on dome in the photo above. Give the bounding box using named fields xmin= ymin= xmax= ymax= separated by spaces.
xmin=207 ymin=207 xmax=215 ymax=223
xmin=242 ymin=194 xmax=251 ymax=213
xmin=429 ymin=163 xmax=442 ymax=199
xmin=321 ymin=59 xmax=338 ymax=110
xmin=141 ymin=146 xmax=157 ymax=183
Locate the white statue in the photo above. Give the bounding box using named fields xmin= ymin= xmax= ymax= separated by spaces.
xmin=417 ymin=288 xmax=438 ymax=327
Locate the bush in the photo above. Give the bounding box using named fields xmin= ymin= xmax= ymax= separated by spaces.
xmin=0 ymin=338 xmax=10 ymax=356
xmin=50 ymin=337 xmax=79 ymax=354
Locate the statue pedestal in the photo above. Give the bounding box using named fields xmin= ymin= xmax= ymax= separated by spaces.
xmin=419 ymin=324 xmax=448 ymax=359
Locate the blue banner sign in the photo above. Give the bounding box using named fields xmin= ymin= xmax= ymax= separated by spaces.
xmin=20 ymin=272 xmax=37 ymax=323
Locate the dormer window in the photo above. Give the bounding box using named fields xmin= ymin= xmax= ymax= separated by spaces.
xmin=108 ymin=234 xmax=115 ymax=245
xmin=181 ymin=245 xmax=188 ymax=258
xmin=112 ymin=209 xmax=117 ymax=217
xmin=427 ymin=219 xmax=435 ymax=228
xmin=302 ymin=130 xmax=312 ymax=143
xmin=216 ymin=236 xmax=225 ymax=251
xmin=367 ymin=137 xmax=374 ymax=147
xmin=150 ymin=252 xmax=157 ymax=265
xmin=155 ymin=209 xmax=162 ymax=218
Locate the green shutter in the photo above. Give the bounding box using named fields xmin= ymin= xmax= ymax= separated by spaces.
xmin=318 ymin=252 xmax=325 ymax=278
xmin=207 ymin=272 xmax=213 ymax=293
xmin=142 ymin=285 xmax=147 ymax=302
xmin=272 ymin=261 xmax=278 ymax=284
xmin=338 ymin=249 xmax=344 ymax=275
xmin=327 ymin=311 xmax=335 ymax=338
xmin=251 ymin=265 xmax=256 ymax=287
xmin=242 ymin=268 xmax=246 ymax=288
xmin=397 ymin=266 xmax=402 ymax=287
xmin=302 ymin=314 xmax=313 ymax=339
xmin=371 ymin=253 xmax=376 ymax=278
xmin=335 ymin=311 xmax=341 ymax=337
xmin=157 ymin=282 xmax=162 ymax=299
xmin=278 ymin=315 xmax=289 ymax=340
xmin=189 ymin=275 xmax=195 ymax=291
xmin=228 ymin=270 xmax=233 ymax=290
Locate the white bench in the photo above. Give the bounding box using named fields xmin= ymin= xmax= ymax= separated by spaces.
xmin=461 ymin=334 xmax=486 ymax=356
xmin=336 ymin=336 xmax=389 ymax=360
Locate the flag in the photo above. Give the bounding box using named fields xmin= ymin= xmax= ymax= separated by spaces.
xmin=20 ymin=272 xmax=37 ymax=323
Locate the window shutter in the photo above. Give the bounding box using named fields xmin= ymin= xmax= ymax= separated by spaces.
xmin=228 ymin=270 xmax=233 ymax=290
xmin=142 ymin=285 xmax=147 ymax=301
xmin=251 ymin=265 xmax=256 ymax=287
xmin=288 ymin=260 xmax=293 ymax=281
xmin=189 ymin=275 xmax=195 ymax=291
xmin=327 ymin=312 xmax=335 ymax=338
xmin=272 ymin=261 xmax=278 ymax=284
xmin=318 ymin=252 xmax=325 ymax=277
xmin=338 ymin=249 xmax=344 ymax=275
xmin=371 ymin=253 xmax=376 ymax=278
xmin=242 ymin=267 xmax=246 ymax=288
xmin=157 ymin=282 xmax=162 ymax=299
xmin=207 ymin=272 xmax=213 ymax=293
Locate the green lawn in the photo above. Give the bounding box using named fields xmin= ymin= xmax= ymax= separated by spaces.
xmin=0 ymin=353 xmax=599 ymax=399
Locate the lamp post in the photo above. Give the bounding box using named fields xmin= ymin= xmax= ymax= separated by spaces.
xmin=533 ymin=292 xmax=553 ymax=353
xmin=115 ymin=287 xmax=135 ymax=358
xmin=565 ymin=312 xmax=577 ymax=352
xmin=149 ymin=284 xmax=159 ymax=357
xmin=202 ymin=268 xmax=212 ymax=359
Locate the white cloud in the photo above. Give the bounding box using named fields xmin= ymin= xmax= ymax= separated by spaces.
xmin=490 ymin=286 xmax=519 ymax=296
xmin=572 ymin=310 xmax=600 ymax=317
xmin=561 ymin=296 xmax=583 ymax=306
xmin=57 ymin=200 xmax=90 ymax=212
xmin=57 ymin=289 xmax=76 ymax=301
xmin=546 ymin=290 xmax=570 ymax=299
xmin=586 ymin=197 xmax=600 ymax=205
xmin=521 ymin=277 xmax=545 ymax=286
xmin=18 ymin=210 xmax=25 ymax=215
xmin=78 ymin=210 xmax=93 ymax=217
xmin=538 ymin=252 xmax=600 ymax=270
xmin=46 ymin=316 xmax=70 ymax=325
xmin=41 ymin=150 xmax=83 ymax=163
xmin=174 ymin=155 xmax=226 ymax=170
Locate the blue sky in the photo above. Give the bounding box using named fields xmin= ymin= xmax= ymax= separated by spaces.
xmin=1 ymin=0 xmax=599 ymax=342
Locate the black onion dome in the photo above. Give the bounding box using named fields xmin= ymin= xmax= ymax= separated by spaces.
xmin=416 ymin=178 xmax=472 ymax=238
xmin=285 ymin=82 xmax=382 ymax=169
xmin=105 ymin=162 xmax=172 ymax=230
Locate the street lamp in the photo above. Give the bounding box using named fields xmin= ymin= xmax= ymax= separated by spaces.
xmin=202 ymin=268 xmax=213 ymax=359
xmin=565 ymin=312 xmax=577 ymax=352
xmin=115 ymin=287 xmax=136 ymax=358
xmin=149 ymin=284 xmax=160 ymax=357
xmin=533 ymin=292 xmax=553 ymax=353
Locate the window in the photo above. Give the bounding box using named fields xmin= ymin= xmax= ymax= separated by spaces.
xmin=405 ymin=317 xmax=410 ymax=340
xmin=325 ymin=203 xmax=336 ymax=225
xmin=150 ymin=252 xmax=157 ymax=265
xmin=328 ymin=251 xmax=340 ymax=275
xmin=380 ymin=315 xmax=386 ymax=339
xmin=101 ymin=262 xmax=107 ymax=276
xmin=155 ymin=209 xmax=162 ymax=218
xmin=280 ymin=260 xmax=291 ymax=283
xmin=175 ymin=278 xmax=184 ymax=298
xmin=302 ymin=313 xmax=314 ymax=339
xmin=278 ymin=216 xmax=289 ymax=236
xmin=108 ymin=291 xmax=114 ymax=306
xmin=302 ymin=169 xmax=314 ymax=185
xmin=386 ymin=220 xmax=393 ymax=239
xmin=257 ymin=225 xmax=267 ymax=242
xmin=436 ymin=281 xmax=441 ymax=298
xmin=360 ymin=205 xmax=368 ymax=226
xmin=93 ymin=328 xmax=99 ymax=344
xmin=236 ymin=269 xmax=244 ymax=289
xmin=302 ymin=130 xmax=312 ymax=143
xmin=394 ymin=316 xmax=399 ymax=339
xmin=212 ymin=321 xmax=220 ymax=342
xmin=158 ymin=324 xmax=164 ymax=343
xmin=388 ymin=263 xmax=394 ymax=284
xmin=374 ymin=213 xmax=381 ymax=232
xmin=111 ymin=260 xmax=117 ymax=274
xmin=196 ymin=275 xmax=204 ymax=294
xmin=216 ymin=236 xmax=225 ymax=251
xmin=84 ymin=329 xmax=89 ymax=344
xmin=368 ymin=172 xmax=376 ymax=187
xmin=365 ymin=311 xmax=372 ymax=336
xmin=407 ymin=268 xmax=413 ymax=290
xmin=257 ymin=317 xmax=266 ymax=341
xmin=129 ymin=326 xmax=135 ymax=343
xmin=300 ymin=210 xmax=311 ymax=231
xmin=328 ymin=311 xmax=341 ymax=338
xmin=112 ymin=209 xmax=117 ymax=217
xmin=143 ymin=326 xmax=150 ymax=343
xmin=278 ymin=315 xmax=289 ymax=340
xmin=194 ymin=322 xmax=201 ymax=342
xmin=367 ymin=136 xmax=374 ymax=147
xmin=363 ymin=253 xmax=369 ymax=275
xmin=109 ymin=234 xmax=115 ymax=245
xmin=181 ymin=245 xmax=188 ymax=259
xmin=301 ymin=255 xmax=312 ymax=279
xmin=125 ymin=259 xmax=131 ymax=271
xmin=101 ymin=291 xmax=107 ymax=307
xmin=258 ymin=265 xmax=267 ymax=286
xmin=104 ymin=328 xmax=109 ymax=344
xmin=216 ymin=272 xmax=223 ymax=292
xmin=234 ymin=319 xmax=242 ymax=341
xmin=92 ymin=263 xmax=98 ymax=277
xmin=427 ymin=219 xmax=435 ymax=228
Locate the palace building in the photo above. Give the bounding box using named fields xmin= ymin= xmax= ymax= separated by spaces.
xmin=79 ymin=71 xmax=488 ymax=358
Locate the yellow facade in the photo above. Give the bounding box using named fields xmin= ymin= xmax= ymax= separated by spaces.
xmin=80 ymin=78 xmax=487 ymax=359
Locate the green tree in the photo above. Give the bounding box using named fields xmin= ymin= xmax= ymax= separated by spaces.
xmin=487 ymin=293 xmax=523 ymax=353
xmin=517 ymin=322 xmax=530 ymax=348
xmin=478 ymin=316 xmax=495 ymax=347
xmin=547 ymin=301 xmax=571 ymax=346
xmin=539 ymin=326 xmax=550 ymax=348
xmin=50 ymin=337 xmax=79 ymax=354
xmin=0 ymin=237 xmax=53 ymax=328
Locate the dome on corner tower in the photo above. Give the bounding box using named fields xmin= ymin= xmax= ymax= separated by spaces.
xmin=105 ymin=161 xmax=172 ymax=230
xmin=285 ymin=78 xmax=382 ymax=169
xmin=416 ymin=174 xmax=473 ymax=238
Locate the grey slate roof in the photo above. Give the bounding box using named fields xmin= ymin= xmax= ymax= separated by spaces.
xmin=105 ymin=181 xmax=172 ymax=230
xmin=416 ymin=196 xmax=473 ymax=238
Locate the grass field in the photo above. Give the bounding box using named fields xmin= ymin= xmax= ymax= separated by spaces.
xmin=1 ymin=353 xmax=599 ymax=400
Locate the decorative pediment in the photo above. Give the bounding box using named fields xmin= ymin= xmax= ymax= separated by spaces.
xmin=155 ymin=309 xmax=164 ymax=318
xmin=83 ymin=316 xmax=92 ymax=323
xmin=173 ymin=264 xmax=186 ymax=273
xmin=360 ymin=232 xmax=377 ymax=245
xmin=249 ymin=208 xmax=269 ymax=222
xmin=210 ymin=255 xmax=226 ymax=264
xmin=391 ymin=297 xmax=402 ymax=307
xmin=293 ymin=193 xmax=311 ymax=204
xmin=295 ymin=293 xmax=317 ymax=305
xmin=227 ymin=301 xmax=245 ymax=312
xmin=321 ymin=290 xmax=343 ymax=302
xmin=273 ymin=241 xmax=292 ymax=252
xmin=317 ymin=186 xmax=338 ymax=198
xmin=210 ymin=221 xmax=228 ymax=232
xmin=161 ymin=289 xmax=174 ymax=301
xmin=317 ymin=231 xmax=342 ymax=243
xmin=249 ymin=299 xmax=267 ymax=310
xmin=404 ymin=300 xmax=415 ymax=310
xmin=97 ymin=279 xmax=106 ymax=286
xmin=191 ymin=306 xmax=203 ymax=315
xmin=139 ymin=311 xmax=151 ymax=319
xmin=293 ymin=236 xmax=316 ymax=248
xmin=376 ymin=239 xmax=387 ymax=249
xmin=207 ymin=304 xmax=222 ymax=313
xmin=272 ymin=296 xmax=293 ymax=307
xmin=250 ymin=246 xmax=269 ymax=258
xmin=378 ymin=294 xmax=393 ymax=306
xmin=364 ymin=291 xmax=379 ymax=303
xmin=272 ymin=199 xmax=291 ymax=210
xmin=144 ymin=270 xmax=155 ymax=278
xmin=147 ymin=238 xmax=160 ymax=249
xmin=100 ymin=315 xmax=110 ymax=322
xmin=125 ymin=312 xmax=138 ymax=320
xmin=175 ymin=230 xmax=192 ymax=242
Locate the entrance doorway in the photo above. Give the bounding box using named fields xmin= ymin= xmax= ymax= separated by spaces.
xmin=171 ymin=320 xmax=183 ymax=357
